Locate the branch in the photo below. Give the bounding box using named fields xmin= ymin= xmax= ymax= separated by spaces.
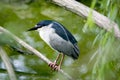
xmin=0 ymin=26 xmax=73 ymax=80
xmin=51 ymin=0 xmax=120 ymax=38
xmin=0 ymin=47 xmax=17 ymax=80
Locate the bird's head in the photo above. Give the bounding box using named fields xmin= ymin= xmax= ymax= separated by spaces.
xmin=28 ymin=20 xmax=53 ymax=31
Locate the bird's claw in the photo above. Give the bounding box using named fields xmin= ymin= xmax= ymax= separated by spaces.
xmin=48 ymin=62 xmax=57 ymax=67
xmin=53 ymin=65 xmax=60 ymax=71
xmin=48 ymin=62 xmax=60 ymax=71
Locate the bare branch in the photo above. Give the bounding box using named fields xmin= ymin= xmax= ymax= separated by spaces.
xmin=51 ymin=0 xmax=120 ymax=38
xmin=0 ymin=26 xmax=73 ymax=80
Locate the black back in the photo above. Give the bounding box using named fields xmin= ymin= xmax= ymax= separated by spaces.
xmin=51 ymin=21 xmax=77 ymax=44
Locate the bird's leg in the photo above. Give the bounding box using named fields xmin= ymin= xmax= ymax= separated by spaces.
xmin=49 ymin=54 xmax=61 ymax=68
xmin=54 ymin=54 xmax=65 ymax=71
xmin=54 ymin=53 xmax=61 ymax=64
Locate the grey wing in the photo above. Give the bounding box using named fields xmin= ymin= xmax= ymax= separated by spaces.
xmin=50 ymin=22 xmax=80 ymax=59
xmin=52 ymin=22 xmax=77 ymax=44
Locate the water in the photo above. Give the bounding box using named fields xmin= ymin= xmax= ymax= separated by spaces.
xmin=0 ymin=0 xmax=98 ymax=80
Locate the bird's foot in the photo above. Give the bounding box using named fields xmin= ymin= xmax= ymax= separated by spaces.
xmin=52 ymin=65 xmax=60 ymax=71
xmin=48 ymin=62 xmax=60 ymax=71
xmin=48 ymin=62 xmax=57 ymax=68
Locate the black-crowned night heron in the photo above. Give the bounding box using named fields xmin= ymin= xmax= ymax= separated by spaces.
xmin=28 ymin=20 xmax=80 ymax=71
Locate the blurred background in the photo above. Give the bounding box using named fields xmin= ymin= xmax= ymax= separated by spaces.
xmin=0 ymin=0 xmax=120 ymax=80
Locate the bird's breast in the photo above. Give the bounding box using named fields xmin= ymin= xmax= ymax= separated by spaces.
xmin=38 ymin=26 xmax=55 ymax=46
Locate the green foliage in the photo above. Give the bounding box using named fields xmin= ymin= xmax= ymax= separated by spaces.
xmin=84 ymin=0 xmax=120 ymax=80
xmin=0 ymin=0 xmax=83 ymax=80
xmin=0 ymin=0 xmax=120 ymax=80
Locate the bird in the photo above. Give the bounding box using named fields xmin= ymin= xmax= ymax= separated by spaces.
xmin=28 ymin=20 xmax=80 ymax=71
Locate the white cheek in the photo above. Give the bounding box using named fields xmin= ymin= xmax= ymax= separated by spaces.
xmin=37 ymin=28 xmax=41 ymax=32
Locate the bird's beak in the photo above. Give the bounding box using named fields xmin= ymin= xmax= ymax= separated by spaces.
xmin=27 ymin=27 xmax=37 ymax=31
xmin=27 ymin=25 xmax=38 ymax=31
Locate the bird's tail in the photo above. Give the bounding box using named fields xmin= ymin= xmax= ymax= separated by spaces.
xmin=71 ymin=44 xmax=80 ymax=59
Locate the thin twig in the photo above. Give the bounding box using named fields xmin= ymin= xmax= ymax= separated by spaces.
xmin=51 ymin=0 xmax=120 ymax=38
xmin=0 ymin=46 xmax=17 ymax=80
xmin=0 ymin=26 xmax=73 ymax=80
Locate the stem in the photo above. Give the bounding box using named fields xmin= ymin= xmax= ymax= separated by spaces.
xmin=0 ymin=47 xmax=17 ymax=80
